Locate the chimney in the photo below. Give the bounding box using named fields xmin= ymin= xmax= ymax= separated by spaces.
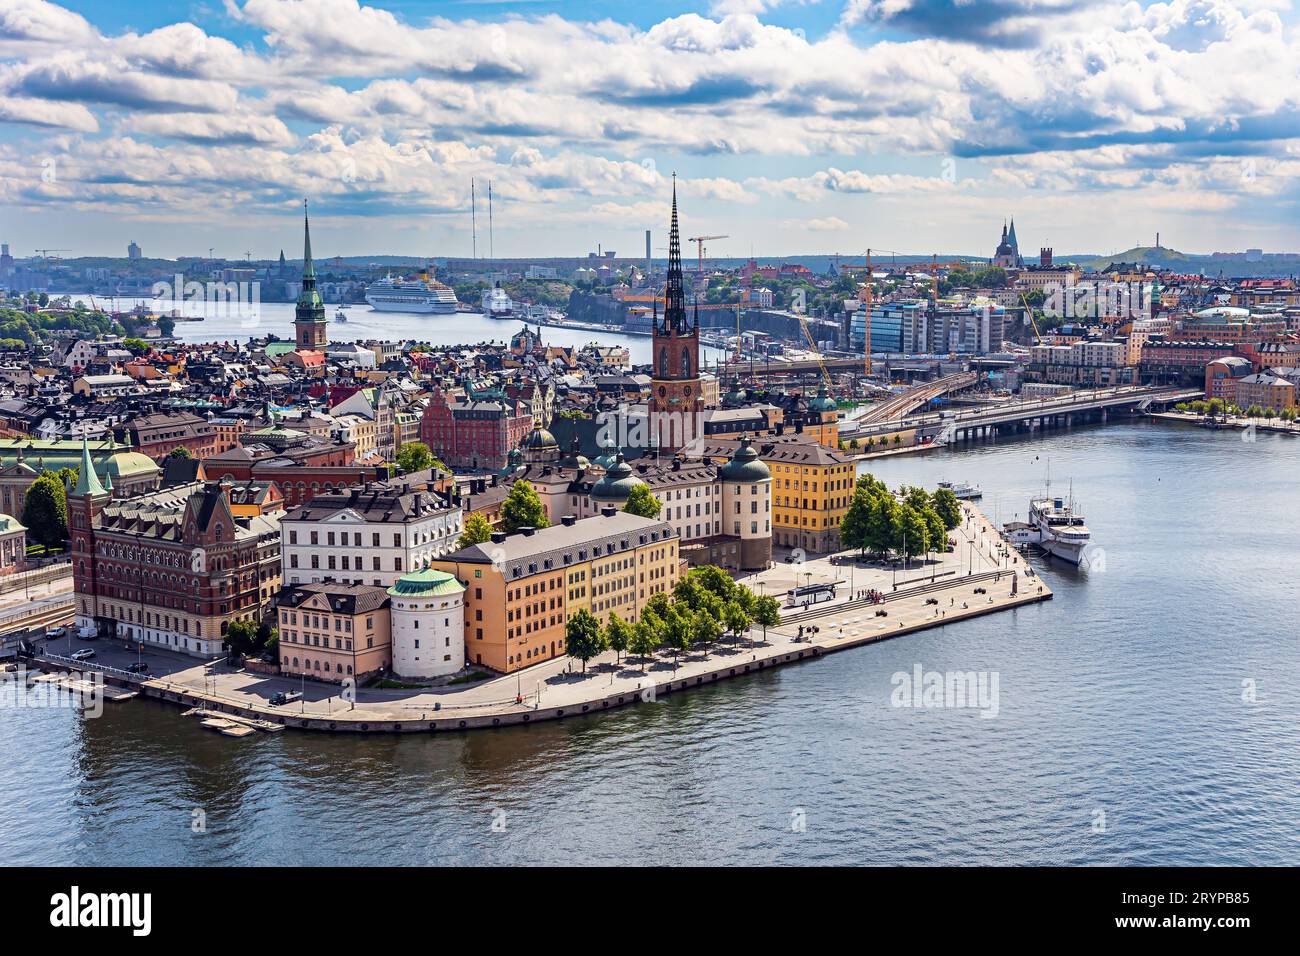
xmin=600 ymin=506 xmax=616 ymax=517
xmin=561 ymin=514 xmax=577 ymax=526
xmin=490 ymin=531 xmax=507 ymax=544
xmin=519 ymin=525 xmax=536 ymax=536
xmin=672 ymin=459 xmax=681 ymax=471
xmin=490 ymin=474 xmax=499 ymax=487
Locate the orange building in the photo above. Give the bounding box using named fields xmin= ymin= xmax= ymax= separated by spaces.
xmin=432 ymin=510 xmax=679 ymax=673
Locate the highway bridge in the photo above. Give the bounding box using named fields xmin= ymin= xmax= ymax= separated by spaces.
xmin=856 ymin=372 xmax=978 ymax=424
xmin=841 ymin=384 xmax=1202 ymax=442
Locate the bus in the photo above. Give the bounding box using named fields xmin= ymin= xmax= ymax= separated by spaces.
xmin=786 ymin=583 xmax=837 ymax=607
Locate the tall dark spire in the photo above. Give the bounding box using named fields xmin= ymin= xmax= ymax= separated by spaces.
xmin=664 ymin=174 xmax=686 ymax=333
xmin=302 ymin=199 xmax=316 ymax=285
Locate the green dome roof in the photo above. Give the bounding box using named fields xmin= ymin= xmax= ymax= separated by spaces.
xmin=591 ymin=446 xmax=620 ymax=470
xmin=590 ymin=451 xmax=646 ymax=500
xmin=808 ymin=384 xmax=837 ymax=413
xmin=559 ymin=437 xmax=589 ymax=470
xmin=719 ymin=437 xmax=771 ymax=483
xmin=387 ymin=567 xmax=465 ymax=598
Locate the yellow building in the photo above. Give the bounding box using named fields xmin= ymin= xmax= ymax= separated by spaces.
xmin=694 ymin=435 xmax=856 ymax=554
xmin=803 ymin=383 xmax=840 ymax=448
xmin=432 ymin=510 xmax=680 ymax=673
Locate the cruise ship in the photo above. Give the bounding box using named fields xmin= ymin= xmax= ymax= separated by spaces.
xmin=1004 ymin=492 xmax=1091 ymax=564
xmin=364 ymin=273 xmax=458 ymax=314
xmin=481 ymin=282 xmax=515 ymax=319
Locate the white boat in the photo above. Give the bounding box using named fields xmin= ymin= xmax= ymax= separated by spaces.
xmin=334 ymin=306 xmax=348 ymax=323
xmin=481 ymin=282 xmax=514 ymax=319
xmin=1004 ymin=487 xmax=1091 ymax=564
xmin=365 ymin=273 xmax=458 ymax=314
xmin=938 ymin=479 xmax=982 ymax=500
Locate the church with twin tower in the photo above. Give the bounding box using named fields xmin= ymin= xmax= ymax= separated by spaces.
xmin=650 ymin=177 xmax=703 ymax=451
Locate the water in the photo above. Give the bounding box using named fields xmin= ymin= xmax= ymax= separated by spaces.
xmin=90 ymin=295 xmax=725 ymax=365
xmin=3 ymin=420 xmax=1298 ymax=865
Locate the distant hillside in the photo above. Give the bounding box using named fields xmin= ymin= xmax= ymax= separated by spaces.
xmin=1079 ymin=246 xmax=1192 ymax=270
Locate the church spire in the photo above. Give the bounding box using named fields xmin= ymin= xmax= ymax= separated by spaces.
xmin=302 ymin=199 xmax=316 ymax=285
xmin=664 ymin=174 xmax=686 ymax=334
xmin=73 ymin=430 xmax=106 ymax=498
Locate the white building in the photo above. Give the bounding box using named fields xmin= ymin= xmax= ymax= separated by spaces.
xmin=281 ymin=483 xmax=463 ymax=588
xmin=387 ymin=567 xmax=466 ymax=679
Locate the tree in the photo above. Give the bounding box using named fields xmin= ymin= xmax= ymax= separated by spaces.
xmin=932 ymin=487 xmax=962 ymax=531
xmin=225 ymin=619 xmax=261 ymax=657
xmin=752 ymin=594 xmax=781 ymax=644
xmin=167 ymin=446 xmax=193 ymax=460
xmin=689 ymin=565 xmax=736 ymax=602
xmin=892 ymin=504 xmax=930 ymax=558
xmin=672 ymin=574 xmax=706 ymax=611
xmin=628 ymin=618 xmax=661 ymax=671
xmin=662 ymin=608 xmax=692 ymax=667
xmin=604 ymin=612 xmax=632 ymax=665
xmin=564 ymin=608 xmax=604 ymax=674
xmin=395 ymin=441 xmax=435 ymax=474
xmin=841 ymin=486 xmax=874 ymax=553
xmin=622 ymin=483 xmax=662 ymax=519
xmin=500 ymin=480 xmax=549 ymax=533
xmin=458 ymin=512 xmax=493 ymax=549
xmin=690 ymin=609 xmax=722 ymax=657
xmin=722 ymin=600 xmax=752 ymax=645
xmin=21 ymin=473 xmax=68 ymax=549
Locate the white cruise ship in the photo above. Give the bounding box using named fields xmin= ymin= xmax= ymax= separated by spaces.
xmin=365 ymin=273 xmax=459 ymax=314
xmin=481 ymin=282 xmax=515 ymax=319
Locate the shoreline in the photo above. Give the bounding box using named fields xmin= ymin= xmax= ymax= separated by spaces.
xmin=35 ymin=569 xmax=1050 ymax=735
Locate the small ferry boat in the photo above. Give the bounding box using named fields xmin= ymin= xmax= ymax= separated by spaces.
xmin=1004 ymin=489 xmax=1091 ymax=564
xmin=938 ymin=479 xmax=982 ymax=500
xmin=334 ymin=305 xmax=348 ymax=323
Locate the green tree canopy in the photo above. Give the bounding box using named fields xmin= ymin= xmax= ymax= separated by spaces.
xmin=457 ymin=512 xmax=494 ymax=549
xmin=167 ymin=446 xmax=193 ymax=460
xmin=500 ymin=480 xmax=550 ymax=534
xmin=604 ymin=612 xmax=633 ymax=664
xmin=564 ymin=608 xmax=605 ymax=674
xmin=931 ymin=487 xmax=963 ymax=531
xmin=21 ymin=473 xmax=69 ymax=549
xmin=622 ymin=483 xmax=662 ymax=519
xmin=752 ymin=594 xmax=781 ymax=643
xmin=395 ymin=441 xmax=436 ymax=474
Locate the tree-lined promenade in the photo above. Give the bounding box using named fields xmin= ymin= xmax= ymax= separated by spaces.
xmin=565 ymin=565 xmax=782 ymax=675
xmin=563 ymin=477 xmax=963 ymax=677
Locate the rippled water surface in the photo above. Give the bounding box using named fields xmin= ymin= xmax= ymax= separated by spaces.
xmin=3 ymin=421 xmax=1298 ymax=865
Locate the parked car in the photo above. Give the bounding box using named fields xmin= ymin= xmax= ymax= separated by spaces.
xmin=70 ymin=648 xmax=96 ymax=661
xmin=45 ymin=625 xmax=67 ymax=639
xmin=126 ymin=662 xmax=151 ymax=674
xmin=925 ymin=597 xmax=939 ymax=606
xmin=270 ymin=690 xmax=302 ymax=706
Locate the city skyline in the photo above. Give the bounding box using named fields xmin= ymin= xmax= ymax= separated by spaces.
xmin=3 ymin=0 xmax=1300 ymax=259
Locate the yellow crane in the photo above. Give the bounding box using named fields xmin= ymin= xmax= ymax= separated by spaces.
xmin=1018 ymin=291 xmax=1044 ymax=344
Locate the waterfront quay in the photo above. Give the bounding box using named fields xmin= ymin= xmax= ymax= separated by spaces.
xmin=30 ymin=503 xmax=1048 ymax=734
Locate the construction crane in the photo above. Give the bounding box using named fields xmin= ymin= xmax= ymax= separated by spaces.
xmin=687 ymin=235 xmax=728 ymax=274
xmin=1018 ymin=291 xmax=1045 ymax=345
xmin=34 ymin=248 xmax=70 ymax=259
xmin=795 ymin=311 xmax=833 ymax=387
xmin=861 ymin=249 xmax=873 ymax=376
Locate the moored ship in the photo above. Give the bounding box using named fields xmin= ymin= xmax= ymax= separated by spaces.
xmin=481 ymin=282 xmax=514 ymax=319
xmin=1004 ymin=490 xmax=1091 ymax=564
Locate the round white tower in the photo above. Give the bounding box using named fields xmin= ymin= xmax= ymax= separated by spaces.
xmin=387 ymin=567 xmax=466 ymax=679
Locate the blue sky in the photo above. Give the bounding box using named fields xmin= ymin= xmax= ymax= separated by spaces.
xmin=3 ymin=0 xmax=1300 ymax=261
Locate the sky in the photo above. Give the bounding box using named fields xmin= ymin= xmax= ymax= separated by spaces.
xmin=2 ymin=0 xmax=1300 ymax=261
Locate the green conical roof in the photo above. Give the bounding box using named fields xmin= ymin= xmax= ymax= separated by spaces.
xmin=387 ymin=567 xmax=465 ymax=597
xmin=73 ymin=433 xmax=106 ymax=497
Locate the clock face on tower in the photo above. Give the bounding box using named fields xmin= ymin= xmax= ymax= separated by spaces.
xmin=658 ymin=385 xmax=667 ymax=397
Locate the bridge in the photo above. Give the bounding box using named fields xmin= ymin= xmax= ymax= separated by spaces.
xmin=842 ymin=384 xmax=1203 ymax=442
xmin=856 ymin=372 xmax=978 ymax=424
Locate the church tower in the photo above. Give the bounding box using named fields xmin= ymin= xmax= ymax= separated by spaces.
xmin=650 ymin=177 xmax=702 ymax=450
xmin=69 ymin=432 xmax=110 ymax=639
xmin=294 ymin=201 xmax=327 ymax=350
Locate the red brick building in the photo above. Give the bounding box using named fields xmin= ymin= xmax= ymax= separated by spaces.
xmin=122 ymin=411 xmax=217 ymax=461
xmin=418 ymin=387 xmax=531 ymax=470
xmin=70 ymin=438 xmax=282 ymax=658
